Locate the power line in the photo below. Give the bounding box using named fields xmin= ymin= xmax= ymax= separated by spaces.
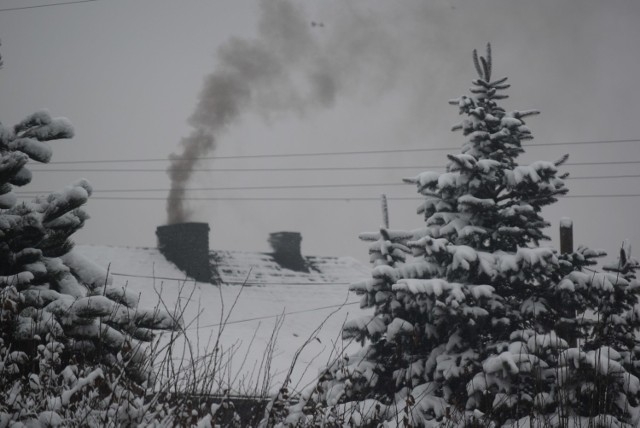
xmin=540 ymin=138 xmax=639 ymax=147
xmin=17 ymin=194 xmax=635 ymax=202
xmin=30 ymin=165 xmax=440 ymax=173
xmin=26 ymin=159 xmax=640 ymax=173
xmin=45 ymin=138 xmax=640 ymax=165
xmin=564 ymin=193 xmax=640 ymax=199
xmin=567 ymin=174 xmax=640 ymax=180
xmin=28 ymin=165 xmax=445 ymax=173
xmin=0 ymin=0 xmax=100 ymax=12
xmin=565 ymin=160 xmax=640 ymax=167
xmin=13 ymin=174 xmax=640 ymax=195
xmin=16 ymin=182 xmax=408 ymax=195
xmin=31 ymin=165 xmax=436 ymax=173
xmin=185 ymin=301 xmax=361 ymax=331
xmin=111 ymin=272 xmax=351 ymax=286
xmin=49 ymin=148 xmax=457 ymax=165
xmin=85 ymin=196 xmax=412 ymax=201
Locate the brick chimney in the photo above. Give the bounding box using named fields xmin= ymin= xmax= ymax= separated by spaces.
xmin=268 ymin=231 xmax=308 ymax=272
xmin=156 ymin=222 xmax=212 ymax=283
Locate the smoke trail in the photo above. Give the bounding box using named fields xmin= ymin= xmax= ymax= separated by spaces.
xmin=166 ymin=1 xmax=338 ymax=224
xmin=166 ymin=0 xmax=473 ymax=225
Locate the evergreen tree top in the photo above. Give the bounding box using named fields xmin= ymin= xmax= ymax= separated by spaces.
xmin=401 ymin=43 xmax=570 ymax=252
xmin=449 ymin=43 xmax=538 ymax=164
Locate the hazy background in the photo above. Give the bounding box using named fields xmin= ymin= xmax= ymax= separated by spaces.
xmin=1 ymin=0 xmax=639 ymax=264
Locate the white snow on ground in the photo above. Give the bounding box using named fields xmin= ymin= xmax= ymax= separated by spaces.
xmin=76 ymin=245 xmax=370 ymax=395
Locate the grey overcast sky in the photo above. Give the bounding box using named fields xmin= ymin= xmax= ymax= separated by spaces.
xmin=1 ymin=0 xmax=639 ymax=264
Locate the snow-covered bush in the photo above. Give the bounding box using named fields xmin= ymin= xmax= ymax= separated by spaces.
xmin=269 ymin=45 xmax=640 ymax=427
xmin=0 ymin=110 xmax=180 ymax=426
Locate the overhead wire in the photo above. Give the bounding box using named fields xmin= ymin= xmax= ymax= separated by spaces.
xmin=30 ymin=165 xmax=442 ymax=173
xmin=26 ymin=159 xmax=640 ymax=173
xmin=111 ymin=271 xmax=351 ymax=286
xmin=76 ymin=196 xmax=408 ymax=201
xmin=0 ymin=0 xmax=100 ymax=12
xmin=16 ymin=182 xmax=409 ymax=195
xmin=564 ymin=193 xmax=640 ymax=199
xmin=13 ymin=173 xmax=640 ymax=195
xmin=44 ymin=137 xmax=640 ymax=165
xmin=184 ymin=301 xmax=360 ymax=330
xmin=14 ymin=194 xmax=634 ymax=202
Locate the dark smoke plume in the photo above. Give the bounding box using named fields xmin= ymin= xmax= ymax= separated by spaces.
xmin=165 ymin=0 xmax=467 ymax=224
xmin=166 ymin=1 xmax=340 ymax=224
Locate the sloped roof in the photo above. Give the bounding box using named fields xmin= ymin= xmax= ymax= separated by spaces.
xmin=212 ymin=250 xmax=370 ymax=285
xmin=76 ymin=245 xmax=370 ymax=286
xmin=75 ymin=245 xmax=191 ymax=282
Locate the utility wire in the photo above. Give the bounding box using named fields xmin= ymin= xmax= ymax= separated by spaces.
xmin=184 ymin=301 xmax=360 ymax=330
xmin=16 ymin=182 xmax=408 ymax=195
xmin=111 ymin=271 xmax=351 ymax=286
xmin=567 ymin=174 xmax=640 ymax=180
xmin=29 ymin=165 xmax=441 ymax=173
xmin=564 ymin=194 xmax=640 ymax=199
xmin=45 ymin=138 xmax=640 ymax=165
xmin=0 ymin=0 xmax=100 ymax=12
xmin=564 ymin=160 xmax=640 ymax=167
xmin=86 ymin=196 xmax=410 ymax=201
xmin=51 ymin=148 xmax=455 ymax=164
xmin=14 ymin=174 xmax=640 ymax=195
xmin=27 ymin=159 xmax=640 ymax=173
xmin=22 ymin=194 xmax=635 ymax=202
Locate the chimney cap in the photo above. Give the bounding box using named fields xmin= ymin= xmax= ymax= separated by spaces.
xmin=157 ymin=221 xmax=210 ymax=230
xmin=268 ymin=231 xmax=302 ymax=240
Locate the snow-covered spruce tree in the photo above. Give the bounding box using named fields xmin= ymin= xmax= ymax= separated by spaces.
xmin=0 ymin=110 xmax=180 ymax=426
xmin=276 ymin=45 xmax=640 ymax=427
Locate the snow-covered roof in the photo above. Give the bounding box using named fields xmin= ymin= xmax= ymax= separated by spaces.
xmin=76 ymin=245 xmax=369 ymax=286
xmin=212 ymin=250 xmax=370 ymax=285
xmin=74 ymin=244 xmax=371 ymax=394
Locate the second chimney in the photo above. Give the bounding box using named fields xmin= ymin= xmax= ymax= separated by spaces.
xmin=268 ymin=231 xmax=308 ymax=272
